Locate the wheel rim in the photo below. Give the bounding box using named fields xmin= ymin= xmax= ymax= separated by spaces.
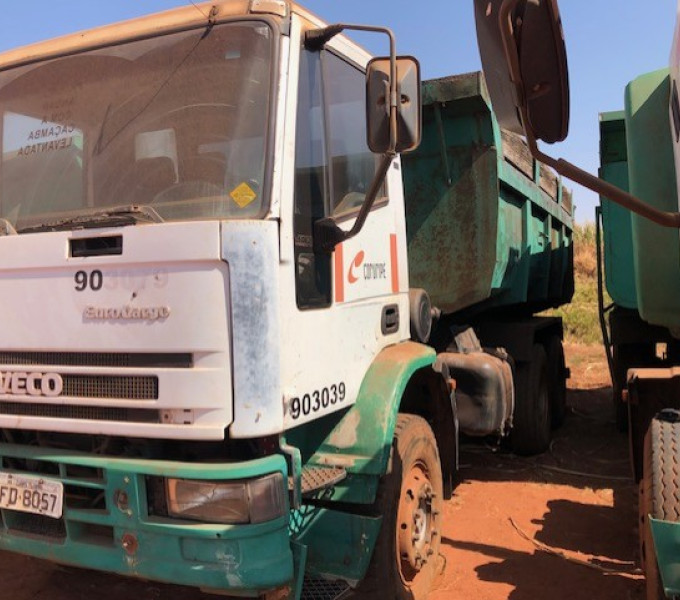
xmin=396 ymin=462 xmax=438 ymax=584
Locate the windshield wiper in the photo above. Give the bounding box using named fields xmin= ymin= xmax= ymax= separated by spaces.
xmin=17 ymin=204 xmax=164 ymax=234
xmin=94 ymin=25 xmax=212 ymax=157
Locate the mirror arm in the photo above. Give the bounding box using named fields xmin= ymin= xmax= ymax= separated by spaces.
xmin=305 ymin=23 xmax=398 ymax=152
xmin=498 ymin=0 xmax=526 ymax=109
xmin=498 ymin=0 xmax=680 ymax=228
xmin=313 ymin=153 xmax=395 ymax=254
xmin=522 ymin=121 xmax=680 ymax=228
xmin=308 ymin=23 xmax=400 ymax=252
xmin=554 ymin=158 xmax=680 ymax=228
xmin=304 ymin=24 xmax=346 ymax=50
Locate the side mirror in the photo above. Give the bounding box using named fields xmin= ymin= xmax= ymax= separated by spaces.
xmin=474 ymin=0 xmax=680 ymax=228
xmin=305 ymin=25 xmax=423 ymax=252
xmin=366 ymin=56 xmax=422 ymax=154
xmin=474 ymin=0 xmax=569 ymax=144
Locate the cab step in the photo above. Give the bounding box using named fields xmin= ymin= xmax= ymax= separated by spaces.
xmin=301 ymin=465 xmax=347 ymax=495
xmin=288 ymin=465 xmax=347 ymax=496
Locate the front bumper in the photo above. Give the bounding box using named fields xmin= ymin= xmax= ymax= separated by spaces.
xmin=0 ymin=442 xmax=293 ymax=596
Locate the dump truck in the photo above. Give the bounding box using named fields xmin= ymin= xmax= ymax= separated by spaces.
xmin=596 ymin=13 xmax=680 ymax=600
xmin=474 ymin=1 xmax=680 ymax=599
xmin=0 ymin=1 xmax=574 ymax=598
xmin=599 ymin=69 xmax=680 ymax=600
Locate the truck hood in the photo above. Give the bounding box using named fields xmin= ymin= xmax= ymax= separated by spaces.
xmin=0 ymin=220 xmax=233 ymax=440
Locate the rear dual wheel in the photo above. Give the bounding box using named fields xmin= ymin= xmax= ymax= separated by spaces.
xmin=511 ymin=344 xmax=551 ymax=455
xmin=511 ymin=337 xmax=567 ymax=455
xmin=546 ymin=336 xmax=567 ymax=428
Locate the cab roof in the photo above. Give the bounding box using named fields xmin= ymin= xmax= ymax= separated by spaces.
xmin=0 ymin=0 xmax=332 ymax=71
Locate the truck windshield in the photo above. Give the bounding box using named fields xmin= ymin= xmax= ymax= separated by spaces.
xmin=0 ymin=21 xmax=273 ymax=230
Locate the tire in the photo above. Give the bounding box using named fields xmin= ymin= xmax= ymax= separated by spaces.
xmin=355 ymin=414 xmax=444 ymax=600
xmin=640 ymin=413 xmax=680 ymax=600
xmin=546 ymin=336 xmax=567 ymax=429
xmin=511 ymin=344 xmax=551 ymax=456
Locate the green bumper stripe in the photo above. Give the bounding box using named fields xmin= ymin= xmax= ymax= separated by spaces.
xmin=0 ymin=442 xmax=282 ymax=478
xmin=0 ymin=443 xmax=294 ymax=595
xmin=650 ymin=517 xmax=680 ymax=596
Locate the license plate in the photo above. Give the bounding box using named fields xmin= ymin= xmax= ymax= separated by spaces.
xmin=0 ymin=472 xmax=63 ymax=519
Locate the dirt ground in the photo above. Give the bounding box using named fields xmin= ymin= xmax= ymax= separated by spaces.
xmin=0 ymin=342 xmax=645 ymax=599
xmin=431 ymin=341 xmax=643 ymax=600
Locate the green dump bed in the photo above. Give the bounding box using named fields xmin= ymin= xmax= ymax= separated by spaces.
xmin=599 ymin=69 xmax=680 ymax=331
xmin=401 ymin=71 xmax=574 ymax=317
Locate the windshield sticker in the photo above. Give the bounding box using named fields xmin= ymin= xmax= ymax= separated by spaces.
xmin=5 ymin=104 xmax=82 ymax=159
xmin=230 ymin=182 xmax=257 ymax=208
xmin=17 ymin=132 xmax=78 ymax=157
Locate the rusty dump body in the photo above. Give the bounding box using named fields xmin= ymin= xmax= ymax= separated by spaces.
xmin=402 ymin=71 xmax=574 ymax=318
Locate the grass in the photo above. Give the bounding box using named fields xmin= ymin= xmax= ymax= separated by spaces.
xmin=546 ymin=222 xmax=606 ymax=345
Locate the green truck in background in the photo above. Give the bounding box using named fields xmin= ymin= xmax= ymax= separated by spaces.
xmin=0 ymin=1 xmax=574 ymax=599
xmin=599 ymin=70 xmax=680 ymax=599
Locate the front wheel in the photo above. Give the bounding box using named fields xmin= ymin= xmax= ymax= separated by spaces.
xmin=356 ymin=414 xmax=444 ymax=600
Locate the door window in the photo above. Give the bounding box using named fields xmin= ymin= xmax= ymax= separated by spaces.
xmin=293 ymin=47 xmax=380 ymax=309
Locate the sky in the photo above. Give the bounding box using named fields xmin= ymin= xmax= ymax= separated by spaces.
xmin=0 ymin=0 xmax=676 ymax=223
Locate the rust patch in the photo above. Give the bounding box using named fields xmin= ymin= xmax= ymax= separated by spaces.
xmin=121 ymin=533 xmax=138 ymax=556
xmin=261 ymin=586 xmax=292 ymax=600
xmin=381 ymin=341 xmax=431 ymax=363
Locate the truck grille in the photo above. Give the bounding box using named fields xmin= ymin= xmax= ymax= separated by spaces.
xmin=62 ymin=374 xmax=158 ymax=400
xmin=0 ymin=352 xmax=192 ymax=429
xmin=0 ymin=352 xmax=192 ymax=368
xmin=0 ymin=402 xmax=159 ymax=423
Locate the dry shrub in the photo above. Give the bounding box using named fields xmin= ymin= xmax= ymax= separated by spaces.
xmin=545 ymin=222 xmax=605 ymax=344
xmin=573 ymin=223 xmax=597 ymax=279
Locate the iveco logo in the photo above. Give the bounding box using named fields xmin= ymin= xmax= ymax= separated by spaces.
xmin=84 ymin=305 xmax=171 ymax=321
xmin=0 ymin=372 xmax=63 ymax=397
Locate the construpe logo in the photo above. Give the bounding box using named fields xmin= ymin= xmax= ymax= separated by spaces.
xmin=334 ymin=234 xmax=399 ymax=303
xmin=347 ymin=250 xmax=387 ymax=285
xmin=0 ymin=372 xmax=63 ymax=397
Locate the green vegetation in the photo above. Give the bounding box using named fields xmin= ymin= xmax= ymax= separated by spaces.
xmin=547 ymin=223 xmax=606 ymax=344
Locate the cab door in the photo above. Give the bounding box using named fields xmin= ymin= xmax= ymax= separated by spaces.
xmin=279 ymin=35 xmax=409 ymax=429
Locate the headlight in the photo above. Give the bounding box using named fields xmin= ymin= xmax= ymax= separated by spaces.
xmin=166 ymin=473 xmax=286 ymax=524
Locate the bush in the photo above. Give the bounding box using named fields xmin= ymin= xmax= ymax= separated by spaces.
xmin=546 ymin=222 xmax=606 ymax=345
xmin=573 ymin=222 xmax=597 ymax=280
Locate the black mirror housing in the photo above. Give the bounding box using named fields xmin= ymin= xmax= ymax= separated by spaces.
xmin=366 ymin=56 xmax=422 ymax=154
xmin=475 ymin=0 xmax=570 ymax=144
xmin=474 ymin=0 xmax=680 ymax=229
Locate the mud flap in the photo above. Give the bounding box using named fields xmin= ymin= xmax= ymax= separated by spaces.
xmin=650 ymin=517 xmax=680 ymax=598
